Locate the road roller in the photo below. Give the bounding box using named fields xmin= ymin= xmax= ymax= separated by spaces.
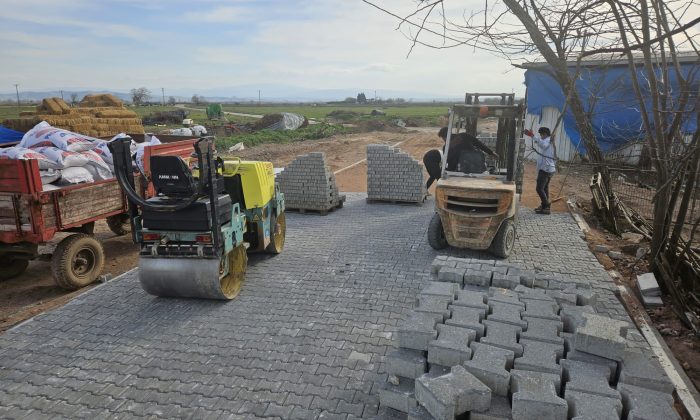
xmin=109 ymin=137 xmax=285 ymax=300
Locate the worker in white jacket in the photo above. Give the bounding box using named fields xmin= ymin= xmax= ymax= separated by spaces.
xmin=524 ymin=126 xmax=556 ymax=214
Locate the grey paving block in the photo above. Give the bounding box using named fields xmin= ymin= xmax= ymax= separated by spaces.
xmin=560 ymin=305 xmax=596 ymax=333
xmin=415 ymin=365 xmax=491 ymax=420
xmin=565 ymin=287 xmax=598 ymax=306
xmin=520 ymin=271 xmax=547 ymax=288
xmin=385 ymin=348 xmax=427 ymax=379
xmin=407 ymin=404 xmax=432 ymax=420
xmin=379 ymin=378 xmax=418 ymax=413
xmin=641 ymin=294 xmax=663 ymax=308
xmin=514 ymin=339 xmax=563 ymax=376
xmin=421 ymin=281 xmax=458 ymax=300
xmin=565 ymin=349 xmax=619 ymax=380
xmin=488 ymin=288 xmax=525 ymax=308
xmin=481 ymin=320 xmax=523 ymax=356
xmin=561 ymin=359 xmax=620 ymax=399
xmin=573 ymin=313 xmax=629 ymax=361
xmin=492 ymin=273 xmax=520 ymax=289
xmin=565 ymin=389 xmax=622 ymax=420
xmin=438 ymin=266 xmax=466 ymax=285
xmin=398 ymin=312 xmax=441 ymax=351
xmin=636 ymin=273 xmax=660 ymax=296
xmin=521 ymin=298 xmax=560 ymax=321
xmin=446 ymin=306 xmax=486 ymax=338
xmin=510 ymin=369 xmax=567 ymax=420
xmin=453 ymin=290 xmax=489 ymax=312
xmin=487 ymin=303 xmax=527 ymax=329
xmin=430 ymin=256 xmax=451 ymax=274
xmin=463 ymin=342 xmax=514 ymax=396
xmin=618 ymin=349 xmax=674 ymax=393
xmin=465 ymin=269 xmax=492 ymax=287
xmin=520 ymin=317 xmax=564 ymax=345
xmin=618 ymin=383 xmax=680 ymax=420
xmin=427 ymin=324 xmax=475 ymax=367
xmin=414 ymin=295 xmax=452 ymax=321
xmin=513 ymin=287 xmax=554 ymax=302
xmin=545 ymin=290 xmax=578 ymax=306
xmin=470 ymin=395 xmax=512 ymax=420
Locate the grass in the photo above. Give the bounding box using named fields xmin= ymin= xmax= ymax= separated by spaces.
xmin=215 ymin=123 xmax=350 ymax=151
xmin=0 ymin=105 xmax=37 ymax=121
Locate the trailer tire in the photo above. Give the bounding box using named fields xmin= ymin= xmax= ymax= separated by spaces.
xmin=106 ymin=213 xmax=131 ymax=236
xmin=428 ymin=213 xmax=448 ymax=250
xmin=490 ymin=218 xmax=515 ymax=258
xmin=0 ymin=256 xmax=29 ymax=281
xmin=52 ymin=234 xmax=105 ymax=290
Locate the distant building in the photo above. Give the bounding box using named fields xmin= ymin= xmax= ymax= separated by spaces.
xmin=521 ymin=52 xmax=698 ymax=164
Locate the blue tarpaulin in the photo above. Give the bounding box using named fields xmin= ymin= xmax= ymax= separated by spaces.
xmin=525 ymin=63 xmax=698 ymax=154
xmin=0 ymin=125 xmax=23 ymax=145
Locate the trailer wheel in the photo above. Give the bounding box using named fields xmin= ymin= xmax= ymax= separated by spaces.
xmin=266 ymin=212 xmax=286 ymax=254
xmin=106 ymin=213 xmax=131 ymax=236
xmin=0 ymin=255 xmax=29 ymax=281
xmin=490 ymin=219 xmax=516 ymax=259
xmin=428 ymin=213 xmax=448 ymax=250
xmin=52 ymin=234 xmax=105 ymax=290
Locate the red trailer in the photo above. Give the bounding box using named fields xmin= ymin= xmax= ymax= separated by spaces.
xmin=0 ymin=138 xmax=198 ymax=289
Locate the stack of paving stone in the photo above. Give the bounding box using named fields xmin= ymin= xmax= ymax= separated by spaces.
xmin=366 ymin=144 xmax=425 ymax=204
xmin=378 ymin=256 xmax=679 ymax=420
xmin=276 ymin=152 xmax=344 ymax=213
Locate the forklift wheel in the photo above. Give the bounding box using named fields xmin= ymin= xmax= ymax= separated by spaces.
xmin=427 ymin=213 xmax=448 ymax=250
xmin=490 ymin=219 xmax=516 ymax=258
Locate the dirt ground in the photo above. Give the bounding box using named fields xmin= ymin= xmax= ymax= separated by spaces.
xmin=1 ymin=128 xmax=697 ymax=394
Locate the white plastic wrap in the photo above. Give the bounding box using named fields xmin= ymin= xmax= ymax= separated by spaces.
xmin=31 ymin=146 xmax=89 ymax=168
xmin=57 ymin=166 xmax=94 ymax=185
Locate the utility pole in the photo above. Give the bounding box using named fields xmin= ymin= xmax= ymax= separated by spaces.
xmin=258 ymin=90 xmax=261 ymax=106
xmin=374 ymin=90 xmax=377 ymax=102
xmin=161 ymin=88 xmax=165 ymax=106
xmin=13 ymin=84 xmax=20 ymax=110
xmin=60 ymin=90 xmax=64 ymax=100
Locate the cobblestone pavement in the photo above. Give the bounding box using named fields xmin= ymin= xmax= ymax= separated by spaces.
xmin=0 ymin=193 xmax=641 ymax=419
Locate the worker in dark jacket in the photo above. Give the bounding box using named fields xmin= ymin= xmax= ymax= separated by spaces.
xmin=423 ymin=127 xmax=498 ymax=189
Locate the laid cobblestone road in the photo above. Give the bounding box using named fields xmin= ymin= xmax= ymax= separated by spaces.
xmin=0 ymin=193 xmax=639 ymax=419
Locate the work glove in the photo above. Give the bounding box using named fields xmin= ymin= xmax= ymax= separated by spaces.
xmin=523 ymin=129 xmax=534 ymax=137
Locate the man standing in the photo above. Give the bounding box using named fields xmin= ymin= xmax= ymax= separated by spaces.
xmin=524 ymin=127 xmax=556 ymax=214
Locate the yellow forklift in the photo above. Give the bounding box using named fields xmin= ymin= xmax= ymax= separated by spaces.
xmin=428 ymin=93 xmax=524 ymax=258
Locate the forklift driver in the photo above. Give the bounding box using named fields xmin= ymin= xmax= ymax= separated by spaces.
xmin=423 ymin=127 xmax=498 ymax=190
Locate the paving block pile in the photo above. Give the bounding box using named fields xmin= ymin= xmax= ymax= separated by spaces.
xmin=276 ymin=152 xmax=344 ymax=212
xmin=379 ymin=256 xmax=679 ymax=420
xmin=367 ymin=144 xmax=425 ymax=204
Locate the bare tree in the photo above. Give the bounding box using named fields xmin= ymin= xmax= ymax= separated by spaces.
xmin=191 ymin=94 xmax=201 ymax=105
xmin=130 ymin=87 xmax=152 ymax=105
xmin=69 ymin=93 xmax=78 ymax=106
xmin=364 ymin=0 xmax=700 ymax=324
xmin=167 ymin=96 xmax=177 ymax=105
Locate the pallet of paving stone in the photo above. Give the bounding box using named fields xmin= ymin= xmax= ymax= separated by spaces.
xmin=286 ymin=194 xmax=346 ymax=215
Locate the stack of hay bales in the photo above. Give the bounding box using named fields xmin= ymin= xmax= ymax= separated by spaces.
xmin=3 ymin=94 xmax=144 ymax=137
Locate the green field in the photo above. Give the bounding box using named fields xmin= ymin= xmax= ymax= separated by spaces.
xmin=0 ymin=105 xmax=36 ymax=122
xmin=221 ymin=103 xmax=450 ymax=124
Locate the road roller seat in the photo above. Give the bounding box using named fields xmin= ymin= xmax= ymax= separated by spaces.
xmin=151 ymin=155 xmax=198 ymax=197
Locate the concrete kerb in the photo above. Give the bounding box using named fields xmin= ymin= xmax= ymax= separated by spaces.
xmin=7 ymin=267 xmax=138 ymax=333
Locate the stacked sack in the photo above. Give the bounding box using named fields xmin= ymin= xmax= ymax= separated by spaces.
xmin=0 ymin=121 xmax=158 ymax=191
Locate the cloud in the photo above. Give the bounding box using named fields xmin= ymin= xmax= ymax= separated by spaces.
xmin=183 ymin=6 xmax=253 ymax=23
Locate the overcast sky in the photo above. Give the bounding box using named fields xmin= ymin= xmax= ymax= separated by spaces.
xmin=0 ymin=0 xmax=528 ymax=97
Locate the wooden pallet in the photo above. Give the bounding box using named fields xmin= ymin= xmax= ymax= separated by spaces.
xmin=286 ymin=195 xmax=346 ymax=216
xmin=366 ymin=197 xmax=424 ymax=206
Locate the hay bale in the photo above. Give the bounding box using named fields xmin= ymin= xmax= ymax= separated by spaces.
xmin=96 ymin=109 xmax=138 ymax=118
xmin=79 ymin=94 xmax=123 ymax=108
xmin=37 ymin=98 xmax=71 ymax=115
